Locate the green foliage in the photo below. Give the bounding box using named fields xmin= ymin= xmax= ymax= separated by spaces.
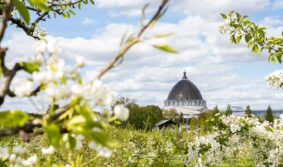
xmin=190 ymin=110 xmax=224 ymax=133
xmin=43 ymin=123 xmax=62 ymax=147
xmin=29 ymin=0 xmax=49 ymax=11
xmin=245 ymin=105 xmax=252 ymax=117
xmin=225 ymin=104 xmax=232 ymax=116
xmin=213 ymin=105 xmax=220 ymax=113
xmin=0 ymin=127 xmax=187 ymax=166
xmin=153 ymin=44 xmax=178 ymax=53
xmin=12 ymin=0 xmax=30 ymax=24
xmin=19 ymin=62 xmax=40 ymax=74
xmin=0 ymin=110 xmax=29 ymax=127
xmin=126 ymin=104 xmax=163 ymax=130
xmin=265 ymin=105 xmax=274 ymax=122
xmin=220 ymin=11 xmax=283 ymax=63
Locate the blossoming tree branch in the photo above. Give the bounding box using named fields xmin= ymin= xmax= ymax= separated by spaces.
xmin=220 ymin=11 xmax=283 ymax=89
xmin=0 ymin=0 xmax=176 ymax=166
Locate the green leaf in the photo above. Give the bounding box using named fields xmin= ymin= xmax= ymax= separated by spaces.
xmin=220 ymin=13 xmax=227 ymax=19
xmin=155 ymin=33 xmax=174 ymax=38
xmin=64 ymin=134 xmax=77 ymax=150
xmin=252 ymin=44 xmax=260 ymax=55
xmin=28 ymin=0 xmax=49 ymax=11
xmin=153 ymin=44 xmax=178 ymax=54
xmin=44 ymin=123 xmax=62 ymax=147
xmin=235 ymin=35 xmax=242 ymax=44
xmin=75 ymin=103 xmax=95 ymax=121
xmin=68 ymin=9 xmax=76 ymax=16
xmin=228 ymin=10 xmax=235 ymax=17
xmin=247 ymin=40 xmax=254 ymax=48
xmin=245 ymin=35 xmax=250 ymax=43
xmin=89 ymin=0 xmax=95 ymax=5
xmin=0 ymin=110 xmax=29 ymax=127
xmin=19 ymin=62 xmax=39 ymax=74
xmin=12 ymin=0 xmax=30 ymax=24
xmin=230 ymin=35 xmax=236 ymax=44
xmin=88 ymin=131 xmax=116 ymax=147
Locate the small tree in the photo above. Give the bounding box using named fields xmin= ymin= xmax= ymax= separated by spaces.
xmin=213 ymin=105 xmax=220 ymax=113
xmin=265 ymin=105 xmax=274 ymax=122
xmin=225 ymin=104 xmax=232 ymax=116
xmin=245 ymin=105 xmax=252 ymax=117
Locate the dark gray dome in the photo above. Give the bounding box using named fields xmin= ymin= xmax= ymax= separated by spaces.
xmin=167 ymin=72 xmax=203 ymax=100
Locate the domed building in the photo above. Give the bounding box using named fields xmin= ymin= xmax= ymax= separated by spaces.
xmin=164 ymin=72 xmax=207 ymax=118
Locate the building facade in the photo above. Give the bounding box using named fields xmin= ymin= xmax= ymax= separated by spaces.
xmin=164 ymin=72 xmax=207 ymax=118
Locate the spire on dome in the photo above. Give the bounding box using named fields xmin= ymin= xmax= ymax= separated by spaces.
xmin=182 ymin=71 xmax=188 ymax=80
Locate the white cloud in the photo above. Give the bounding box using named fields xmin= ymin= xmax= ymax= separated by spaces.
xmin=259 ymin=16 xmax=283 ymax=37
xmin=82 ymin=18 xmax=96 ymax=25
xmin=172 ymin=0 xmax=270 ymax=17
xmin=2 ymin=1 xmax=283 ymax=112
xmin=272 ymin=0 xmax=283 ymax=9
xmin=95 ymin=0 xmax=270 ymax=17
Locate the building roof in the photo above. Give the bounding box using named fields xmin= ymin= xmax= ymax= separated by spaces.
xmin=154 ymin=120 xmax=176 ymax=127
xmin=167 ymin=72 xmax=203 ymax=101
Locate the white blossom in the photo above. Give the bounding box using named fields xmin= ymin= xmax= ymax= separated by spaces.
xmin=47 ymin=40 xmax=61 ymax=55
xmin=114 ymin=105 xmax=129 ymax=121
xmin=22 ymin=155 xmax=38 ymax=166
xmin=41 ymin=146 xmax=55 ymax=155
xmin=9 ymin=154 xmax=16 ymax=162
xmin=44 ymin=84 xmax=71 ymax=100
xmin=76 ymin=56 xmax=86 ymax=67
xmin=12 ymin=146 xmax=25 ymax=154
xmin=0 ymin=147 xmax=9 ymax=159
xmin=71 ymin=84 xmax=88 ymax=97
xmin=75 ymin=135 xmax=84 ymax=150
xmin=92 ymin=81 xmax=116 ymax=106
xmin=266 ymin=69 xmax=283 ymax=89
xmin=32 ymin=40 xmax=46 ymax=54
xmin=230 ymin=124 xmax=241 ymax=133
xmin=13 ymin=79 xmax=34 ymax=97
xmin=88 ymin=142 xmax=112 ymax=158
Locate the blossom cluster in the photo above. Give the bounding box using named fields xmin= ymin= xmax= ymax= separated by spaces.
xmin=267 ymin=69 xmax=283 ymax=89
xmin=0 ymin=145 xmax=45 ymax=167
xmin=12 ymin=39 xmax=129 ymax=119
xmin=3 ymin=39 xmax=130 ymax=165
xmin=186 ymin=114 xmax=283 ymax=166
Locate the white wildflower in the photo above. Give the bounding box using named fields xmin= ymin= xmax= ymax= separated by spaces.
xmin=230 ymin=124 xmax=241 ymax=133
xmin=75 ymin=135 xmax=84 ymax=150
xmin=9 ymin=154 xmax=16 ymax=162
xmin=22 ymin=155 xmax=38 ymax=166
xmin=12 ymin=146 xmax=25 ymax=154
xmin=0 ymin=147 xmax=9 ymax=159
xmin=88 ymin=142 xmax=112 ymax=158
xmin=114 ymin=105 xmax=129 ymax=121
xmin=41 ymin=146 xmax=55 ymax=155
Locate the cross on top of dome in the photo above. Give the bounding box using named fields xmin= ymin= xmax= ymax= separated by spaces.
xmin=182 ymin=71 xmax=188 ymax=80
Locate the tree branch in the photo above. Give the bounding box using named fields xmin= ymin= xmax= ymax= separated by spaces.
xmin=0 ymin=0 xmax=12 ymax=44
xmin=95 ymin=0 xmax=169 ymax=80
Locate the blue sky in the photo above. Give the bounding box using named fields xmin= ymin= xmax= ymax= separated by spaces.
xmin=2 ymin=0 xmax=283 ymax=112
